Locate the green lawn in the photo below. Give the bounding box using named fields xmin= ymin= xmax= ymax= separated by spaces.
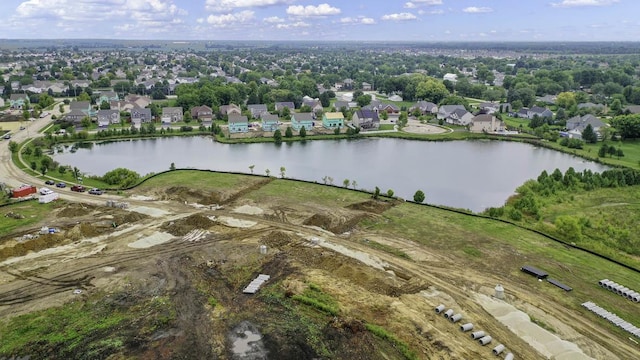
xmin=136 ymin=169 xmax=253 ymax=193
xmin=0 ymin=201 xmax=61 ymax=236
xmin=365 ymin=202 xmax=640 ymax=327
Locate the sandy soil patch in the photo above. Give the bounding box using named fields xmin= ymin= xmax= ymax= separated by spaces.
xmin=129 ymin=195 xmax=156 ymax=201
xmin=316 ymin=237 xmax=388 ymax=271
xmin=475 ymin=293 xmax=595 ymax=360
xmin=233 ymin=204 xmax=264 ymax=215
xmin=128 ymin=232 xmax=174 ymax=249
xmin=402 ymin=120 xmax=448 ymax=134
xmin=129 ymin=206 xmax=170 ymax=217
xmin=217 ymin=216 xmax=257 ymax=228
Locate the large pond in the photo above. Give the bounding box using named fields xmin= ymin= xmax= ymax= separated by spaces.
xmin=53 ymin=137 xmax=609 ymax=212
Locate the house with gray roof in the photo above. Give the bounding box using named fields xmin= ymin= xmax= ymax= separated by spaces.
xmin=275 ymin=102 xmax=295 ymax=112
xmin=228 ymin=114 xmax=249 ymax=133
xmin=410 ymin=101 xmax=438 ymax=115
xmin=352 ymin=109 xmax=379 ymax=131
xmin=97 ymin=109 xmax=119 ymax=127
xmin=291 ymin=112 xmax=314 ymax=131
xmin=161 ymin=107 xmax=183 ymax=123
xmin=131 ymin=108 xmax=153 ymax=124
xmin=261 ymin=113 xmax=280 ymax=132
xmin=247 ymin=104 xmax=268 ymax=119
xmin=470 ymin=114 xmax=506 ymax=133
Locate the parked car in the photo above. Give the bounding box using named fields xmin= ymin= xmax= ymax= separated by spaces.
xmin=56 ymin=182 xmax=66 ymax=188
xmin=71 ymin=185 xmax=86 ymax=192
xmin=3 ymin=134 xmax=10 ymax=140
xmin=45 ymin=180 xmax=55 ymax=185
xmin=40 ymin=187 xmax=53 ymax=195
xmin=88 ymin=188 xmax=104 ymax=195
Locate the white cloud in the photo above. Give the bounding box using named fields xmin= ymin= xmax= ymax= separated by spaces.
xmin=286 ymin=3 xmax=341 ymax=17
xmin=205 ymin=0 xmax=294 ymax=12
xmin=206 ymin=10 xmax=255 ymax=27
xmin=415 ymin=0 xmax=443 ymax=4
xmin=381 ymin=12 xmax=417 ymax=21
xmin=551 ymin=0 xmax=618 ymax=7
xmin=263 ymin=16 xmax=284 ymax=23
xmin=276 ymin=21 xmax=310 ymax=29
xmin=404 ymin=2 xmax=417 ymax=8
xmin=430 ymin=9 xmax=444 ymax=14
xmin=462 ymin=7 xmax=493 ymax=13
xmin=340 ymin=16 xmax=376 ymax=25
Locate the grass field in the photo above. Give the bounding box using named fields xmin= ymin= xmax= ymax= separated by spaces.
xmin=136 ymin=169 xmax=252 ymax=193
xmin=0 ymin=201 xmax=60 ymax=236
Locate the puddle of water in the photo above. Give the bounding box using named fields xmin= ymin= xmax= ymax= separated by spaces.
xmin=229 ymin=321 xmax=268 ymax=359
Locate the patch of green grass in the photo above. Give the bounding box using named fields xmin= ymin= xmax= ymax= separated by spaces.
xmin=368 ymin=202 xmax=640 ymax=326
xmin=208 ymin=297 xmax=218 ymax=308
xmin=378 ymin=124 xmax=396 ymax=131
xmin=0 ymin=200 xmax=61 ymax=235
xmin=365 ymin=323 xmax=418 ymax=360
xmin=462 ymin=246 xmax=482 ymax=257
xmin=245 ymin=178 xmax=371 ymax=208
xmin=136 ymin=169 xmax=252 ymax=193
xmin=292 ymin=283 xmax=339 ymax=316
xmin=362 ymin=238 xmax=411 ymax=259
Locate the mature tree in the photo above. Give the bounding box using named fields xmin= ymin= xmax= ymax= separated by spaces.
xmin=611 ymin=114 xmax=640 ymax=139
xmin=170 ymin=162 xmax=176 ymax=171
xmin=610 ymin=98 xmax=623 ymax=115
xmin=343 ymin=179 xmax=350 ymax=188
xmin=273 ymin=129 xmax=282 ymax=144
xmin=413 ymin=190 xmax=426 ymax=203
xmin=581 ymin=124 xmax=598 ymax=143
xmin=81 ymin=116 xmax=92 ymax=129
xmin=8 ymin=141 xmax=18 ymax=153
xmin=101 ymin=168 xmax=140 ymax=187
xmin=415 ymin=78 xmax=449 ymax=103
xmin=279 ymin=166 xmax=286 ymax=178
xmin=373 ymin=186 xmax=380 ymax=200
xmin=249 ymin=164 xmax=255 ymax=174
xmin=351 ymin=180 xmax=357 ymax=189
xmin=100 ymin=100 xmax=110 ymax=110
xmin=356 ymin=94 xmax=372 ymax=107
xmin=265 ymin=168 xmax=271 ymax=177
xmin=556 ymin=92 xmax=577 ymax=111
xmin=319 ymin=91 xmax=331 ymax=107
xmin=285 ymin=126 xmax=293 ymax=138
xmin=299 ymin=126 xmax=307 ymax=138
xmin=58 ymin=165 xmax=66 ymax=175
xmin=386 ymin=189 xmax=394 ymax=197
xmin=30 ymin=161 xmax=37 ymax=171
xmin=616 ymin=148 xmax=625 ymax=159
xmin=34 ymin=147 xmax=43 ymax=157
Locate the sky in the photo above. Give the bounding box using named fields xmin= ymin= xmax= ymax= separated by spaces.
xmin=0 ymin=0 xmax=637 ymax=41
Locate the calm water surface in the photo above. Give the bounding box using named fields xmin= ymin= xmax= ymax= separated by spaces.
xmin=53 ymin=137 xmax=609 ymax=212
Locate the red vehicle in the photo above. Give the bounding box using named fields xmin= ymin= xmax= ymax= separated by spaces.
xmin=71 ymin=185 xmax=86 ymax=192
xmin=12 ymin=185 xmax=37 ymax=198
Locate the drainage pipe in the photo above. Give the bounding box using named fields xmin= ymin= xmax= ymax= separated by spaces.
xmin=505 ymin=353 xmax=514 ymax=360
xmin=434 ymin=304 xmax=445 ymax=314
xmin=460 ymin=323 xmax=473 ymax=332
xmin=492 ymin=344 xmax=505 ymax=355
xmin=450 ymin=314 xmax=463 ymax=323
xmin=443 ymin=309 xmax=454 ymax=319
xmin=478 ymin=335 xmax=492 ymax=345
xmin=471 ymin=331 xmax=485 ymax=340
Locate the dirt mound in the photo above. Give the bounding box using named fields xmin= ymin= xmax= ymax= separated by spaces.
xmin=262 ymin=231 xmax=293 ymax=248
xmin=346 ymin=200 xmax=396 ymax=214
xmin=4 ymin=211 xmax=25 ymax=219
xmin=162 ymin=214 xmax=216 ymax=236
xmin=57 ymin=203 xmax=96 ymax=218
xmin=113 ymin=211 xmax=147 ymax=225
xmin=303 ymin=213 xmax=370 ymax=234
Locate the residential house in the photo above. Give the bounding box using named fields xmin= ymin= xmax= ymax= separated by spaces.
xmin=219 ymin=104 xmax=242 ymax=117
xmin=341 ymin=78 xmax=354 ymax=90
xmin=362 ymin=82 xmax=372 ymax=91
xmin=470 ymin=114 xmax=506 ymax=133
xmin=98 ymin=91 xmax=119 ymax=104
xmin=69 ymin=101 xmax=94 ymax=117
xmin=445 ymin=108 xmax=474 ymax=126
xmin=191 ymin=105 xmax=213 ymax=121
xmin=228 ymin=114 xmax=249 ymax=133
xmin=334 ymin=101 xmax=350 ymax=110
xmin=161 ymin=107 xmax=183 ymax=123
xmin=275 ymin=102 xmax=295 ymax=112
xmin=291 ymin=112 xmax=314 ymax=131
xmin=302 ymin=100 xmax=324 ymax=114
xmin=388 ymin=95 xmax=403 ymax=102
xmin=322 ymin=112 xmax=344 ymax=129
xmin=380 ymin=103 xmax=400 ymax=114
xmin=410 ymin=101 xmax=438 ymax=115
xmin=566 ymin=114 xmax=605 ymax=139
xmin=131 ymin=108 xmax=153 ymax=125
xmin=261 ymin=113 xmax=280 ymax=132
xmin=352 ymin=109 xmax=380 ymax=131
xmin=623 ymin=105 xmax=640 ymax=114
xmin=437 ymin=105 xmax=466 ymax=120
xmin=247 ymin=104 xmax=268 ymax=119
xmin=96 ymin=109 xmax=120 ymax=127
xmin=478 ymin=102 xmax=511 ymax=114
xmin=517 ymin=106 xmax=553 ymax=120
xmin=124 ymin=95 xmax=152 ymax=109
xmin=65 ymin=109 xmax=87 ymax=124
xmin=9 ymin=94 xmax=28 ymax=109
xmin=443 ymin=73 xmax=458 ymax=83
xmin=537 ymin=95 xmax=557 ymax=104
xmin=577 ymin=102 xmax=605 ymax=112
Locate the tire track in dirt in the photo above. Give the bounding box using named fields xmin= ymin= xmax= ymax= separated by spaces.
xmin=0 ymin=226 xmax=274 ymax=307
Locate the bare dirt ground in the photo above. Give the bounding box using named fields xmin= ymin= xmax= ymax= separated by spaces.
xmin=0 ymin=183 xmax=637 ymax=359
xmin=402 ymin=119 xmax=449 ymax=135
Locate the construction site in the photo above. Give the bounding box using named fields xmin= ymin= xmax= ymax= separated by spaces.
xmin=0 ymin=172 xmax=639 ymax=359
